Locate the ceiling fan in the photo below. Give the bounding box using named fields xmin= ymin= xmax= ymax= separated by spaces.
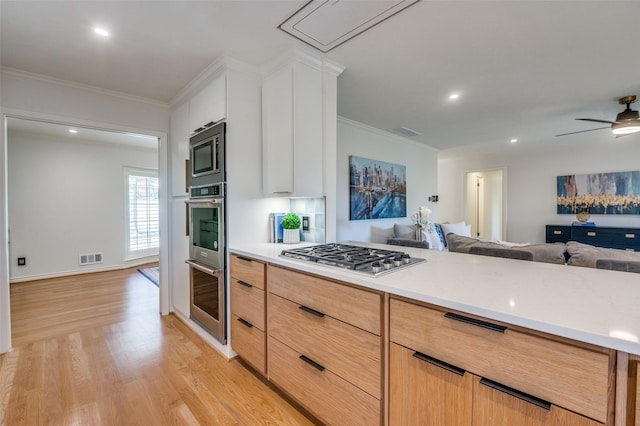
xmin=555 ymin=95 xmax=640 ymax=137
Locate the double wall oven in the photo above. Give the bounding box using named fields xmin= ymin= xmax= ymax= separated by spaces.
xmin=186 ymin=122 xmax=227 ymax=343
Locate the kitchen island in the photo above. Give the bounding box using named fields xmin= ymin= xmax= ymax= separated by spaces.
xmin=229 ymin=241 xmax=640 ymax=425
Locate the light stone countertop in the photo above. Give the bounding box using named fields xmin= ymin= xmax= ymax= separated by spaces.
xmin=229 ymin=241 xmax=640 ymax=356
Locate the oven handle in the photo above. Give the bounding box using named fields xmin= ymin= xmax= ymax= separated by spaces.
xmin=185 ymin=199 xmax=223 ymax=207
xmin=185 ymin=260 xmax=222 ymax=276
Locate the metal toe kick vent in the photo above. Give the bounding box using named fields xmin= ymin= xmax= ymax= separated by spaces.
xmin=79 ymin=252 xmax=103 ymax=266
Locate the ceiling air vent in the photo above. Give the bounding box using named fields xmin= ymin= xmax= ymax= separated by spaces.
xmin=279 ymin=0 xmax=419 ymax=53
xmin=391 ymin=127 xmax=422 ymax=138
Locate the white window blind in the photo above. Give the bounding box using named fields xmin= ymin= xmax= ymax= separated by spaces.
xmin=125 ymin=168 xmax=159 ymax=259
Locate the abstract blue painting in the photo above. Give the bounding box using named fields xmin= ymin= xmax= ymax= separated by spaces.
xmin=349 ymin=155 xmax=406 ymax=220
xmin=557 ymin=171 xmax=640 ymax=214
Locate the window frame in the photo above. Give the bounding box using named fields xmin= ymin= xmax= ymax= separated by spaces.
xmin=124 ymin=167 xmax=160 ymax=261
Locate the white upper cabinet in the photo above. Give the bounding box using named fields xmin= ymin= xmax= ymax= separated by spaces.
xmin=262 ymin=49 xmax=342 ymax=197
xmin=188 ymin=74 xmax=226 ymax=133
xmin=169 ymin=101 xmax=190 ymax=196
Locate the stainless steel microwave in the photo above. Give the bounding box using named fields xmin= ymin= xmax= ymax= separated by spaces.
xmin=189 ymin=121 xmax=225 ymax=186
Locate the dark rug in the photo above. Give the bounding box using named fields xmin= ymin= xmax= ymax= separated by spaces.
xmin=138 ymin=266 xmax=159 ymax=287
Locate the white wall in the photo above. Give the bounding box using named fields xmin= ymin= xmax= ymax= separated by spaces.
xmin=1 ymin=70 xmax=170 ymax=353
xmin=7 ymin=130 xmax=158 ymax=280
xmin=336 ymin=117 xmax=439 ymax=243
xmin=438 ymin=134 xmax=640 ymax=244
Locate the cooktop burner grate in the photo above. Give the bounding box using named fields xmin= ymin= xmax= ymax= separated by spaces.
xmin=280 ymin=243 xmax=425 ymax=276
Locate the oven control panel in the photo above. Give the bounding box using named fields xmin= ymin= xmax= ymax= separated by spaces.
xmin=190 ymin=183 xmax=224 ymax=198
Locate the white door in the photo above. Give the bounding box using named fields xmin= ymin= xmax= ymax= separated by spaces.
xmin=466 ymin=170 xmax=504 ymax=241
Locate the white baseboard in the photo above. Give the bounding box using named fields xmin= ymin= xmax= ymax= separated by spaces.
xmin=9 ymin=256 xmax=159 ymax=283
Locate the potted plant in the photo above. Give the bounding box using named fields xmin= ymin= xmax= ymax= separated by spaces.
xmin=281 ymin=213 xmax=301 ymax=244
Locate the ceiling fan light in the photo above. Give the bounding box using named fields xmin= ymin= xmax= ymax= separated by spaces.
xmin=611 ymin=122 xmax=640 ymax=135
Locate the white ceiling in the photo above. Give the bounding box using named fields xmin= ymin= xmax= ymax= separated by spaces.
xmin=2 ymin=0 xmax=640 ymax=152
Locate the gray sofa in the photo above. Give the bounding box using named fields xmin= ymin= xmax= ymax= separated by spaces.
xmin=446 ymin=234 xmax=640 ymax=272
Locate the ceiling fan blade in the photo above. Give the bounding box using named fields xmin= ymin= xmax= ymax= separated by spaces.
xmin=555 ymin=126 xmax=610 ymax=137
xmin=615 ymin=132 xmax=640 ymax=138
xmin=576 ymin=118 xmax=616 ymax=125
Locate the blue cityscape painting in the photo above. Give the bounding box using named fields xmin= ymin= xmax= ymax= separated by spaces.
xmin=557 ymin=171 xmax=640 ymax=215
xmin=349 ymin=155 xmax=406 ymax=220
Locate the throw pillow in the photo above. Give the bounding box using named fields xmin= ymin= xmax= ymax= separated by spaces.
xmin=393 ymin=224 xmax=416 ymax=240
xmin=434 ymin=223 xmax=447 ymax=248
xmin=424 ymin=228 xmax=444 ymax=251
xmin=441 ymin=221 xmax=472 ymax=246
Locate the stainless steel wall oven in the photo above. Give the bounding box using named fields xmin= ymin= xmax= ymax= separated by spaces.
xmin=186 ymin=121 xmax=227 ymax=344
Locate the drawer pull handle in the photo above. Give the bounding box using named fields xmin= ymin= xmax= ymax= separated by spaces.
xmin=413 ymin=351 xmax=466 ymax=377
xmin=587 ymin=231 xmax=596 ymax=237
xmin=444 ymin=312 xmax=507 ymax=333
xmin=237 ymin=280 xmax=253 ymax=288
xmin=236 ymin=256 xmax=254 ymax=263
xmin=298 ymin=305 xmax=325 ymax=318
xmin=237 ymin=317 xmax=253 ymax=328
xmin=625 ymin=233 xmax=635 ymax=239
xmin=299 ymin=355 xmax=325 ymax=372
xmin=553 ymin=230 xmax=562 ymax=235
xmin=479 ymin=378 xmax=551 ymax=411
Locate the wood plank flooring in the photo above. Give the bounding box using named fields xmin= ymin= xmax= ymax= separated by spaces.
xmin=1 ymin=266 xmax=314 ymax=425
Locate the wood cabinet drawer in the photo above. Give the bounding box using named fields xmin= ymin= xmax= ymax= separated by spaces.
xmin=267 ymin=265 xmax=382 ymax=335
xmin=268 ymin=337 xmax=380 ymax=425
xmin=268 ymin=293 xmax=382 ymax=399
xmin=390 ymin=343 xmax=473 ymax=425
xmin=230 ymin=278 xmax=265 ymax=331
xmin=473 ymin=375 xmax=602 ymax=426
xmin=390 ymin=298 xmax=612 ymax=423
xmin=231 ymin=314 xmax=266 ymax=376
xmin=230 ymin=255 xmax=265 ymax=289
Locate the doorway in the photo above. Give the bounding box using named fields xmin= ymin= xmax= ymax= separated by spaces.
xmin=465 ymin=169 xmax=505 ymax=241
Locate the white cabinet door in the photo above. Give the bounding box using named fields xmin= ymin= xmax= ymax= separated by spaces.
xmin=170 ymin=198 xmax=190 ymax=316
xmin=189 ymin=74 xmax=226 ymax=133
xmin=170 ymin=101 xmax=190 ymax=196
xmin=262 ymin=64 xmax=294 ymax=194
xmin=262 ymin=59 xmax=323 ymax=197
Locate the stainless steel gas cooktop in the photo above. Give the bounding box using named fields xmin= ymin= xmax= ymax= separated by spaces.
xmin=280 ymin=243 xmax=425 ymax=277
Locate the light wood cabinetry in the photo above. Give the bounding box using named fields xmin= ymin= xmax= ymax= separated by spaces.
xmin=230 ymin=255 xmax=266 ymax=375
xmin=390 ymin=296 xmax=613 ymax=425
xmin=267 ymin=265 xmax=383 ymax=425
xmin=472 ymin=375 xmax=601 ymax=426
xmin=629 ymin=355 xmax=640 ymax=426
xmin=390 ymin=342 xmax=473 ymax=425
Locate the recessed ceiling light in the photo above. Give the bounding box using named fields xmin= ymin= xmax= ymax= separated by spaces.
xmin=449 ymin=93 xmax=460 ymax=100
xmin=69 ymin=129 xmax=78 ymax=134
xmin=94 ymin=27 xmax=109 ymax=37
xmin=510 ymin=138 xmax=518 ymax=143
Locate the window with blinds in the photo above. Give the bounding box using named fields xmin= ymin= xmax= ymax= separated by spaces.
xmin=125 ymin=168 xmax=159 ymax=259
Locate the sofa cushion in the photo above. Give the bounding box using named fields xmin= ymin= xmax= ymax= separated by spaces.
xmin=386 ymin=238 xmax=429 ymax=249
xmin=567 ymin=241 xmax=640 ymax=268
xmin=393 ymin=223 xmax=416 ymax=240
xmin=447 ymin=234 xmax=566 ymax=264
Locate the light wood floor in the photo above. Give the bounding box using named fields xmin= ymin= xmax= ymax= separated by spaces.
xmin=1 ymin=266 xmax=314 ymax=425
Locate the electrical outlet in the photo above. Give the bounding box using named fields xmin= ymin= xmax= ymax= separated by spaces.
xmin=18 ymin=257 xmax=26 ymax=266
xmin=302 ymin=216 xmax=310 ymax=231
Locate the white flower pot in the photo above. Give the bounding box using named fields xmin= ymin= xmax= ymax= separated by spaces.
xmin=283 ymin=228 xmax=300 ymax=244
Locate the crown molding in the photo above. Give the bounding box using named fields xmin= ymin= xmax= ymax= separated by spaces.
xmin=170 ymin=55 xmax=260 ymax=108
xmin=0 ymin=67 xmax=169 ymax=109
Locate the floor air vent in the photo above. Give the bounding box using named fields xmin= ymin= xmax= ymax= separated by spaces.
xmin=79 ymin=252 xmax=103 ymax=266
